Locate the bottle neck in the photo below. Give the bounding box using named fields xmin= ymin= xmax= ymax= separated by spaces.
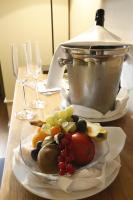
xmin=95 ymin=9 xmax=105 ymax=27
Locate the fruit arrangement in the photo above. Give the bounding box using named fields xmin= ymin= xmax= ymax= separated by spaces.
xmin=30 ymin=106 xmax=107 ymax=176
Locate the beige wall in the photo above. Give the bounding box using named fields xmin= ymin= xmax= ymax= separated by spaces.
xmin=0 ymin=0 xmax=69 ymax=118
xmin=101 ymin=0 xmax=133 ymax=42
xmin=53 ymin=0 xmax=69 ymax=50
xmin=70 ymin=0 xmax=102 ymax=38
xmin=0 ymin=0 xmax=52 ymax=100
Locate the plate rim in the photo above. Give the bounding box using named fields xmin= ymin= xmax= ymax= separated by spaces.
xmin=48 ymin=105 xmax=127 ymax=123
xmin=60 ymin=99 xmax=128 ymax=123
xmin=87 ymin=108 xmax=127 ymax=122
xmin=12 ymin=155 xmax=120 ymax=200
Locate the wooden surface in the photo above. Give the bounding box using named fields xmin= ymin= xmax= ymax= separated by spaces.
xmin=0 ymin=98 xmax=9 ymax=158
xmin=0 ymin=78 xmax=133 ymax=200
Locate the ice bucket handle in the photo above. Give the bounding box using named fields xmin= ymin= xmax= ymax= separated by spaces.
xmin=58 ymin=57 xmax=72 ymax=67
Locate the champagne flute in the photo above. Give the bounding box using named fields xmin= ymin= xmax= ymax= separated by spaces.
xmin=11 ymin=43 xmax=36 ymax=120
xmin=25 ymin=42 xmax=45 ymax=109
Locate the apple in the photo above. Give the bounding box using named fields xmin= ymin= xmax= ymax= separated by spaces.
xmin=71 ymin=132 xmax=95 ymax=166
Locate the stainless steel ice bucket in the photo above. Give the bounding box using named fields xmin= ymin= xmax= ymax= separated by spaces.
xmin=58 ymin=46 xmax=129 ymax=114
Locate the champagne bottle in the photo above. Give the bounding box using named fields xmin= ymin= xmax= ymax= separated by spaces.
xmin=95 ymin=9 xmax=105 ymax=27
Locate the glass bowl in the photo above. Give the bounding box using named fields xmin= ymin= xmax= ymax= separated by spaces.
xmin=20 ymin=121 xmax=109 ymax=183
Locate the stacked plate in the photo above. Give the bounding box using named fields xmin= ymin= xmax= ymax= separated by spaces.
xmin=12 ymin=126 xmax=126 ymax=200
xmin=61 ymin=88 xmax=129 ymax=122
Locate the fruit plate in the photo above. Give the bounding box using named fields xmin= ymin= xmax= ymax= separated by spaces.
xmin=12 ymin=154 xmax=120 ymax=200
xmin=13 ymin=126 xmax=126 ymax=199
xmin=20 ymin=122 xmax=109 ymax=182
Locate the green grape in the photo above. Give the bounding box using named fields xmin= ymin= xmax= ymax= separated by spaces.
xmin=45 ymin=112 xmax=61 ymax=126
xmin=58 ymin=110 xmax=67 ymax=120
xmin=45 ymin=106 xmax=74 ymax=127
xmin=57 ymin=106 xmax=74 ymax=122
xmin=54 ymin=112 xmax=60 ymax=120
xmin=52 ymin=115 xmax=59 ymax=126
xmin=57 ymin=118 xmax=66 ymax=125
xmin=65 ymin=106 xmax=74 ymax=118
xmin=45 ymin=116 xmax=55 ymax=126
xmin=66 ymin=116 xmax=72 ymax=122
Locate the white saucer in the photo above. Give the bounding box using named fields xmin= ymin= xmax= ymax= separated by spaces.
xmin=60 ymin=87 xmax=129 ymax=123
xmin=86 ymin=108 xmax=127 ymax=123
xmin=12 ymin=156 xmax=120 ymax=200
xmin=61 ymin=98 xmax=127 ymax=123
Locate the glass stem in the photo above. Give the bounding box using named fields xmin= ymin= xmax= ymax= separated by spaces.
xmin=35 ymin=77 xmax=39 ymax=102
xmin=22 ymin=82 xmax=27 ymax=110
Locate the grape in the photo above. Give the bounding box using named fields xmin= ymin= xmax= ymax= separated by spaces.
xmin=71 ymin=115 xmax=79 ymax=123
xmin=45 ymin=116 xmax=57 ymax=126
xmin=61 ymin=137 xmax=69 ymax=146
xmin=65 ymin=156 xmax=71 ymax=163
xmin=57 ymin=118 xmax=65 ymax=125
xmin=31 ymin=149 xmax=39 ymax=161
xmin=45 ymin=106 xmax=73 ymax=127
xmin=65 ymin=106 xmax=73 ymax=118
xmin=66 ymin=164 xmax=75 ymax=174
xmin=58 ymin=162 xmax=66 ymax=171
xmin=68 ymin=153 xmax=75 ymax=161
xmin=57 ymin=106 xmax=74 ymax=122
xmin=65 ymin=133 xmax=72 ymax=141
xmin=76 ymin=119 xmax=87 ymax=132
xmin=57 ymin=129 xmax=75 ymax=176
xmin=45 ymin=106 xmax=74 ymax=128
xmin=59 ymin=169 xmax=66 ymax=176
xmin=61 ymin=149 xmax=67 ymax=158
xmin=36 ymin=141 xmax=43 ymax=150
xmin=58 ymin=155 xmax=65 ymax=162
xmin=59 ymin=143 xmax=65 ymax=150
xmin=45 ymin=116 xmax=53 ymax=125
xmin=58 ymin=110 xmax=67 ymax=120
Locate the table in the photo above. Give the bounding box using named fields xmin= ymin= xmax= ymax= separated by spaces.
xmin=0 ymin=79 xmax=133 ymax=200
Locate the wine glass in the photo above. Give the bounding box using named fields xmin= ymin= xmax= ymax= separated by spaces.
xmin=11 ymin=43 xmax=36 ymax=120
xmin=25 ymin=42 xmax=45 ymax=109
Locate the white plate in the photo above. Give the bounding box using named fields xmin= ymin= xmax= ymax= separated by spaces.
xmin=60 ymin=87 xmax=128 ymax=123
xmin=12 ymin=155 xmax=120 ymax=200
xmin=61 ymin=98 xmax=127 ymax=123
xmin=86 ymin=108 xmax=127 ymax=123
xmin=12 ymin=126 xmax=126 ymax=200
